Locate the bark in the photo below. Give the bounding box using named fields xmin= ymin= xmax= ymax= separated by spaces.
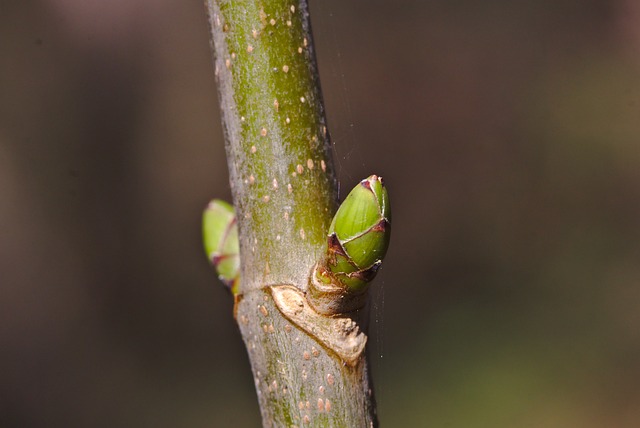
xmin=204 ymin=1 xmax=378 ymax=426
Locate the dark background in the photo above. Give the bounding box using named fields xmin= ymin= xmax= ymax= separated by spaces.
xmin=2 ymin=0 xmax=640 ymax=426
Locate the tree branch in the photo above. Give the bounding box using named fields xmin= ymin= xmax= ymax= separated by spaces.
xmin=204 ymin=1 xmax=378 ymax=426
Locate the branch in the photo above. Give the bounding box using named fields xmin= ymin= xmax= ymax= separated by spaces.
xmin=204 ymin=1 xmax=379 ymax=426
xmin=207 ymin=0 xmax=336 ymax=288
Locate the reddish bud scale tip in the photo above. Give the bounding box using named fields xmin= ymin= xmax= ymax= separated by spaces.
xmin=372 ymin=219 xmax=388 ymax=233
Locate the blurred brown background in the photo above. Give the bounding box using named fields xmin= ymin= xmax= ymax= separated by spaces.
xmin=2 ymin=0 xmax=640 ymax=426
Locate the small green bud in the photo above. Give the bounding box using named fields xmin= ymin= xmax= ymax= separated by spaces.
xmin=326 ymin=175 xmax=391 ymax=292
xmin=202 ymin=199 xmax=240 ymax=294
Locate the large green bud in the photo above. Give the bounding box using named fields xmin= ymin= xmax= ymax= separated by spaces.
xmin=310 ymin=175 xmax=391 ymax=314
xmin=202 ymin=199 xmax=240 ymax=295
xmin=326 ymin=174 xmax=391 ymax=291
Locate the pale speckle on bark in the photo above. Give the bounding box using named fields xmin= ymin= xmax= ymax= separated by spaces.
xmin=327 ymin=373 xmax=335 ymax=386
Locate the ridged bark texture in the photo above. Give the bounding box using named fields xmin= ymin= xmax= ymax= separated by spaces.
xmin=204 ymin=1 xmax=378 ymax=427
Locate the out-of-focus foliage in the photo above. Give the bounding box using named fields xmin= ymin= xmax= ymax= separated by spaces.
xmin=2 ymin=0 xmax=639 ymax=426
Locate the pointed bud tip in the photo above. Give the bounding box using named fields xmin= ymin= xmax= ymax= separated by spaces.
xmin=360 ymin=174 xmax=385 ymax=189
xmin=205 ymin=199 xmax=234 ymax=213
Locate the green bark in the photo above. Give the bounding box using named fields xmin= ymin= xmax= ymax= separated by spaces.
xmin=204 ymin=1 xmax=378 ymax=426
xmin=206 ymin=0 xmax=336 ymax=289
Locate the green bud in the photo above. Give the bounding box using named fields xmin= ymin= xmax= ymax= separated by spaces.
xmin=325 ymin=175 xmax=391 ymax=292
xmin=202 ymin=199 xmax=240 ymax=295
